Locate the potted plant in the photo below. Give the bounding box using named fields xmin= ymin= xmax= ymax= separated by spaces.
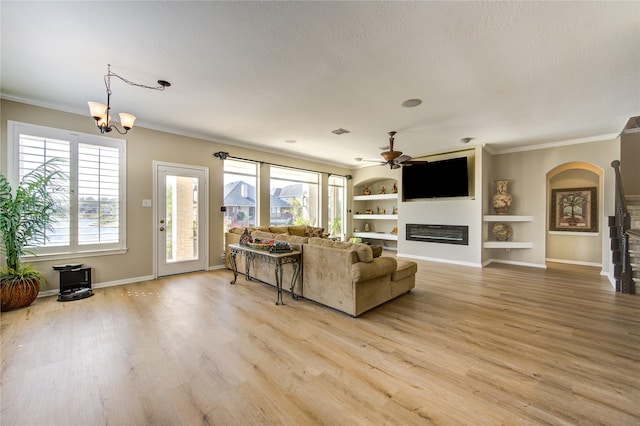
xmin=0 ymin=159 xmax=65 ymax=311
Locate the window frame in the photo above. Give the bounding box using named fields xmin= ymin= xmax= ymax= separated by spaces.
xmin=223 ymin=158 xmax=258 ymax=232
xmin=269 ymin=165 xmax=320 ymax=227
xmin=7 ymin=121 xmax=127 ymax=262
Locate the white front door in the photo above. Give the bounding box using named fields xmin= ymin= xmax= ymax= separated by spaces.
xmin=155 ymin=162 xmax=208 ymax=277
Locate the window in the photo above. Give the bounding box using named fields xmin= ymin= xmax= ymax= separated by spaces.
xmin=8 ymin=121 xmax=126 ymax=258
xmin=328 ymin=175 xmax=346 ymax=239
xmin=223 ymin=159 xmax=257 ymax=232
xmin=270 ymin=166 xmax=319 ymax=226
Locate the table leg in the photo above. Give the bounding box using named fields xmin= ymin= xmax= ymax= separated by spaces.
xmin=230 ymin=251 xmax=239 ymax=284
xmin=290 ymin=259 xmax=300 ymax=300
xmin=274 ymin=259 xmax=284 ymax=305
xmin=245 ymin=253 xmax=253 ymax=281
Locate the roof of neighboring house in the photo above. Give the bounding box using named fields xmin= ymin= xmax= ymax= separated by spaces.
xmin=224 ymin=181 xmax=256 ymax=207
xmin=275 ymin=183 xmax=304 ymax=199
xmin=225 ymin=181 xmax=290 ymax=208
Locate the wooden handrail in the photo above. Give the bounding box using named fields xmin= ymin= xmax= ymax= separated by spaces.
xmin=611 ymin=160 xmax=634 ymax=294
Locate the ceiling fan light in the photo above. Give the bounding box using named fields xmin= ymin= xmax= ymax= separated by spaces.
xmin=119 ymin=112 xmax=136 ymax=130
xmin=381 ymin=150 xmax=402 ymax=161
xmin=87 ymin=101 xmax=107 ymax=120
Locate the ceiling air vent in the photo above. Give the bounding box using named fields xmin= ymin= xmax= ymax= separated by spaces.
xmin=623 ymin=116 xmax=640 ymax=134
xmin=331 ymin=128 xmax=350 ymax=135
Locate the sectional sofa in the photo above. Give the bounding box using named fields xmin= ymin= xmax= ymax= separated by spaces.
xmin=224 ymin=226 xmax=417 ymax=316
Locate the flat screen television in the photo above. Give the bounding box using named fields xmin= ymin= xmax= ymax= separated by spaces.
xmin=402 ymin=156 xmax=469 ymax=200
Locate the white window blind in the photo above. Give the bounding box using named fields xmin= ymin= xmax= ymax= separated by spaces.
xmin=9 ymin=121 xmax=126 ymax=259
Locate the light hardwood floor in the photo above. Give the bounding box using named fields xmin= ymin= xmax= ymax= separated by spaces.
xmin=2 ymin=259 xmax=639 ymax=425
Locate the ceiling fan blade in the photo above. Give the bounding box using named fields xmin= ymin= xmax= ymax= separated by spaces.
xmin=355 ymin=157 xmax=385 ymax=164
xmin=395 ymin=154 xmax=412 ymax=164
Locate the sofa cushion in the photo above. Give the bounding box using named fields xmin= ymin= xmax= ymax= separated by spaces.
xmin=274 ymin=234 xmax=308 ymax=250
xmin=252 ymin=231 xmax=278 ymax=240
xmin=392 ymin=260 xmax=418 ymax=282
xmin=269 ymin=226 xmax=289 ymax=234
xmin=287 ymin=225 xmax=307 ymax=237
xmin=351 ymin=257 xmax=397 ymax=282
xmin=308 ymin=237 xmax=373 ymax=263
xmin=229 ymin=226 xmax=269 ymax=234
xmin=304 ymin=226 xmax=325 ymax=238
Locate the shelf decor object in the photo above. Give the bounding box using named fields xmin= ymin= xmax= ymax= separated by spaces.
xmin=491 ymin=222 xmax=513 ymax=241
xmin=492 ymin=179 xmax=512 ymax=214
xmin=549 ymin=187 xmax=598 ymax=232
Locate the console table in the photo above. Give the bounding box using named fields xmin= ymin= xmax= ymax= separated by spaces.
xmin=228 ymin=243 xmax=301 ymax=305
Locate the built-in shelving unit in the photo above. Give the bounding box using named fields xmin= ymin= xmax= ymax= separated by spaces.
xmin=483 ymin=215 xmax=533 ymax=249
xmin=353 ymin=180 xmax=399 ymax=248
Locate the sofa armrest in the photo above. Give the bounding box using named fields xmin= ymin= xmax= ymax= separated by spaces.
xmin=351 ymin=257 xmax=397 ymax=283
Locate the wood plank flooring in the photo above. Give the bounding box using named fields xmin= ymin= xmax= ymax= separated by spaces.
xmin=2 ymin=259 xmax=639 ymax=425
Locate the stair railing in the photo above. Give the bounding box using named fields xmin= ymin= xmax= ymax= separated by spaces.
xmin=611 ymin=160 xmax=634 ymax=294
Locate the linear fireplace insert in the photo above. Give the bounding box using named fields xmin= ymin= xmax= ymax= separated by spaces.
xmin=406 ymin=224 xmax=469 ymax=245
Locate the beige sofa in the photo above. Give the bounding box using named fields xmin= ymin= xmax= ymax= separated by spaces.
xmin=302 ymin=238 xmax=416 ymax=316
xmin=224 ymin=227 xmax=417 ymax=316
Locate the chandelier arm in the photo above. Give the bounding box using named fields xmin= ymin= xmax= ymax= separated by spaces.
xmin=108 ymin=124 xmax=130 ymax=135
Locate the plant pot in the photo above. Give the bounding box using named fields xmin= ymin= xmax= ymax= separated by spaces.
xmin=1 ymin=278 xmax=40 ymax=311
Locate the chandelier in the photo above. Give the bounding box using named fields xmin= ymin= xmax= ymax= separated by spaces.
xmin=88 ymin=64 xmax=170 ymax=135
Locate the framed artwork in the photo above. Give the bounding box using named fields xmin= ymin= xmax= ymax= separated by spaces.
xmin=550 ymin=187 xmax=597 ymax=232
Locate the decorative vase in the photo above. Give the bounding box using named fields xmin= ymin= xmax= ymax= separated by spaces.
xmin=239 ymin=228 xmax=252 ymax=246
xmin=492 ymin=180 xmax=512 ymax=215
xmin=491 ymin=222 xmax=512 ymax=241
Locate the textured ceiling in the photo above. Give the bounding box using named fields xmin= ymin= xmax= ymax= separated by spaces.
xmin=1 ymin=1 xmax=638 ymax=167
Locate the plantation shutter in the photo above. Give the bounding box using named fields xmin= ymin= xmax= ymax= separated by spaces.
xmin=18 ymin=134 xmax=71 ymax=247
xmin=78 ymin=143 xmax=120 ymax=245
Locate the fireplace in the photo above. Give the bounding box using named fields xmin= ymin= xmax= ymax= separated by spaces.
xmin=406 ymin=224 xmax=469 ymax=245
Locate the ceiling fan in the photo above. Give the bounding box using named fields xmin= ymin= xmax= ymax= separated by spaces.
xmin=357 ymin=131 xmax=429 ymax=169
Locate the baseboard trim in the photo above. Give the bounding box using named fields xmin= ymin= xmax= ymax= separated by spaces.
xmin=37 ymin=275 xmax=155 ymax=298
xmin=485 ymin=259 xmax=547 ymax=269
xmin=397 ymin=253 xmax=483 ymax=268
xmin=546 ymin=258 xmax=602 ymax=268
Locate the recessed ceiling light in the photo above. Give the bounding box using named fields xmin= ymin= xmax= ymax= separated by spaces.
xmin=401 ymin=99 xmax=422 ymax=108
xmin=284 ymin=139 xmax=297 ymax=144
xmin=331 ymin=128 xmax=351 ymax=135
xmin=460 ymin=137 xmax=473 ymax=144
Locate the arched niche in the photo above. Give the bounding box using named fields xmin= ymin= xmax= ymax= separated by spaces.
xmin=546 ymin=162 xmax=603 ymax=266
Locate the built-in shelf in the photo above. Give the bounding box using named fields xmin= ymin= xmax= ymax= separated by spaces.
xmin=483 ymin=215 xmax=533 ymax=222
xmin=353 ymin=214 xmax=398 ymax=220
xmin=353 ymin=232 xmax=398 ymax=241
xmin=353 ymin=179 xmax=399 ymax=245
xmin=353 ymin=193 xmax=398 ymax=201
xmin=483 ymin=215 xmax=533 ymax=249
xmin=483 ymin=242 xmax=533 ymax=249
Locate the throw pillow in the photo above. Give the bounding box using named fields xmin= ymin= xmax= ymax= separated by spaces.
xmin=304 ymin=226 xmax=324 ymax=238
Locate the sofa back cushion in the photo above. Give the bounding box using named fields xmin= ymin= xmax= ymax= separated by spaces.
xmin=275 ymin=234 xmax=308 ymax=250
xmin=308 ymin=237 xmax=373 ymax=263
xmin=287 ymin=225 xmax=307 ymax=237
xmin=269 ymin=226 xmax=289 ymax=234
xmin=228 ymin=226 xmax=269 ymax=234
xmin=252 ymin=231 xmax=278 ymax=240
